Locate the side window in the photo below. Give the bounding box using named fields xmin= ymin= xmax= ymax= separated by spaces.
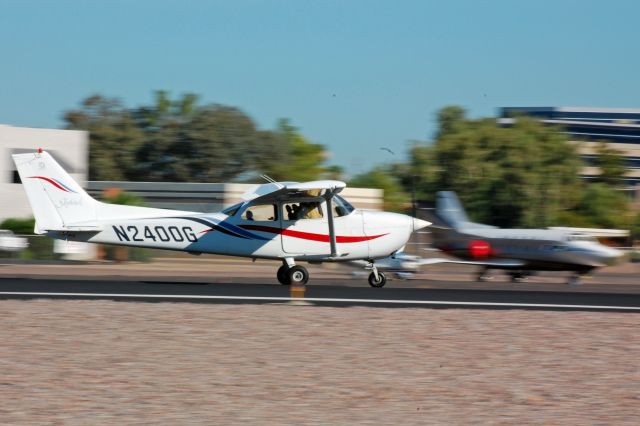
xmin=283 ymin=201 xmax=324 ymax=221
xmin=242 ymin=204 xmax=278 ymax=221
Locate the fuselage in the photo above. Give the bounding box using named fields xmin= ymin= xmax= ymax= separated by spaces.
xmin=433 ymin=227 xmax=623 ymax=272
xmin=52 ymin=197 xmax=423 ymax=262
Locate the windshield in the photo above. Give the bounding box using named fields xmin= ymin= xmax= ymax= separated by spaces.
xmin=222 ymin=203 xmax=242 ymax=216
xmin=332 ymin=195 xmax=355 ymax=217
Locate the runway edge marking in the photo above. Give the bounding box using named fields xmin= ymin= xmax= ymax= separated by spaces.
xmin=0 ymin=291 xmax=639 ymax=311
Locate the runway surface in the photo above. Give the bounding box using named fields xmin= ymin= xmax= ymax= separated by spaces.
xmin=1 ymin=276 xmax=640 ymax=311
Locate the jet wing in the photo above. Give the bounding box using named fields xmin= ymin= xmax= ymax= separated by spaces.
xmin=242 ymin=180 xmax=347 ymax=204
xmin=417 ymin=258 xmax=526 ymax=268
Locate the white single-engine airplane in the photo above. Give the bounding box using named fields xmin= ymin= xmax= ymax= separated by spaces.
xmin=13 ymin=150 xmax=430 ymax=287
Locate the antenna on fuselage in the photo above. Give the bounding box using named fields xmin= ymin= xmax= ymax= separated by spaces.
xmin=260 ymin=174 xmax=277 ymax=184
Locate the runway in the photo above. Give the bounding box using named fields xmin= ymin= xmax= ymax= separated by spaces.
xmin=1 ymin=276 xmax=640 ymax=311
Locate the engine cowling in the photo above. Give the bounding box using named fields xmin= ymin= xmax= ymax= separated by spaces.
xmin=468 ymin=240 xmax=491 ymax=259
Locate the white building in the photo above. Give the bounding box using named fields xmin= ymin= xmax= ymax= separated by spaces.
xmin=0 ymin=124 xmax=88 ymax=222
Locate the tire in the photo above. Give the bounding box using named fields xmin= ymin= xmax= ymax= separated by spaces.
xmin=277 ymin=265 xmax=290 ymax=285
xmin=287 ymin=265 xmax=309 ymax=285
xmin=368 ymin=271 xmax=386 ymax=288
xmin=510 ymin=272 xmax=526 ymax=283
xmin=568 ymin=276 xmax=582 ymax=286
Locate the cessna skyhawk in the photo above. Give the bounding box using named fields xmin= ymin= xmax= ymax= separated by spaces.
xmin=12 ymin=150 xmax=430 ymax=287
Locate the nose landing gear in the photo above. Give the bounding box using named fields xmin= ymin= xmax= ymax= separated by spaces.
xmin=366 ymin=262 xmax=387 ymax=288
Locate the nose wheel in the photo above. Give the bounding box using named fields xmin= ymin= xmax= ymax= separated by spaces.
xmin=368 ymin=271 xmax=387 ymax=288
xmin=365 ymin=262 xmax=387 ymax=287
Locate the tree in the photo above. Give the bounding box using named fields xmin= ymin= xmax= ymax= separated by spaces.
xmin=258 ymin=119 xmax=328 ymax=182
xmin=349 ymin=167 xmax=409 ymax=212
xmin=408 ymin=106 xmax=583 ymax=227
xmin=594 ymin=142 xmax=626 ymax=185
xmin=569 ymin=183 xmax=634 ymax=229
xmin=64 ymin=95 xmax=144 ymax=181
xmin=64 ymin=93 xmax=335 ymax=183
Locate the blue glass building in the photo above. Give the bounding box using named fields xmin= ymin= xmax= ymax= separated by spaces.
xmin=499 ymin=107 xmax=640 ymax=190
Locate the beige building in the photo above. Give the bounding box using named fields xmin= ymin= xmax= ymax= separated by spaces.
xmin=500 ymin=107 xmax=640 ymax=206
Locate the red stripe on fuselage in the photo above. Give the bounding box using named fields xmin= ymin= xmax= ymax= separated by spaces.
xmin=28 ymin=176 xmax=69 ymax=192
xmin=239 ymin=224 xmax=387 ymax=243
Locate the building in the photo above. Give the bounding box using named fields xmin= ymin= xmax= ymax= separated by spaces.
xmin=0 ymin=124 xmax=88 ymax=223
xmin=499 ymin=107 xmax=640 ymax=201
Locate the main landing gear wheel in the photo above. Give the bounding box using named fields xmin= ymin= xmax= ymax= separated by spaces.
xmin=568 ymin=275 xmax=582 ymax=286
xmin=288 ymin=265 xmax=309 ymax=285
xmin=368 ymin=271 xmax=387 ymax=288
xmin=477 ymin=268 xmax=493 ymax=282
xmin=509 ymin=271 xmax=527 ymax=283
xmin=277 ymin=265 xmax=290 ymax=285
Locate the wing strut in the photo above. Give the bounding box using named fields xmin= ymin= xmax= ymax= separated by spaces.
xmin=326 ymin=196 xmax=338 ymax=257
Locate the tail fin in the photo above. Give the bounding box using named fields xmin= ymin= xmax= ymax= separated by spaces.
xmin=435 ymin=191 xmax=469 ymax=229
xmin=12 ymin=151 xmax=98 ymax=233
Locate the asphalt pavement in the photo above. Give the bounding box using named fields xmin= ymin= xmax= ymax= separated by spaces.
xmin=1 ymin=276 xmax=640 ymax=311
xmin=1 ymin=257 xmax=639 ymax=310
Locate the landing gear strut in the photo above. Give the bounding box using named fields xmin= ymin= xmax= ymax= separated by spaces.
xmin=367 ymin=263 xmax=387 ymax=288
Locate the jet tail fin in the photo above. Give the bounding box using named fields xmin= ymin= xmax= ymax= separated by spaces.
xmin=12 ymin=151 xmax=98 ymax=234
xmin=435 ymin=191 xmax=470 ymax=229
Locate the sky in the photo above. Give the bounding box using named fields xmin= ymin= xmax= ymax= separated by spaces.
xmin=1 ymin=0 xmax=639 ymax=176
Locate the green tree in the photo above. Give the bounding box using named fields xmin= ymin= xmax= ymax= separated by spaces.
xmin=594 ymin=142 xmax=626 ymax=185
xmin=64 ymin=93 xmax=334 ymax=183
xmin=0 ymin=217 xmax=36 ymax=234
xmin=569 ymin=183 xmax=634 ymax=229
xmin=64 ymin=95 xmax=145 ymax=181
xmin=259 ymin=119 xmax=328 ymax=181
xmin=349 ymin=167 xmax=409 ymax=212
xmin=408 ymin=106 xmax=583 ymax=227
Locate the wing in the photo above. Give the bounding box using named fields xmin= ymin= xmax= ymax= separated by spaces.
xmin=417 ymin=258 xmax=526 ymax=268
xmin=242 ymin=180 xmax=346 ymax=204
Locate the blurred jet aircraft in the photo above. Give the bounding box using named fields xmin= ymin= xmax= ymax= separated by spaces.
xmin=422 ymin=191 xmax=624 ymax=285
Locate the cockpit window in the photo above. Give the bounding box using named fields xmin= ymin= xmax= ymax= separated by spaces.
xmin=242 ymin=204 xmax=278 ymax=221
xmin=283 ymin=201 xmax=323 ymax=220
xmin=332 ymin=195 xmax=355 ymax=217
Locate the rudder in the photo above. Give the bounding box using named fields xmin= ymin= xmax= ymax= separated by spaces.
xmin=12 ymin=150 xmax=97 ymax=233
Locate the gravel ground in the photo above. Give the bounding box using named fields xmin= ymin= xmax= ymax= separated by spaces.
xmin=0 ymin=300 xmax=638 ymax=425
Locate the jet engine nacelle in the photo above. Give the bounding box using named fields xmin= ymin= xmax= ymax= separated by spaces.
xmin=468 ymin=240 xmax=491 ymax=259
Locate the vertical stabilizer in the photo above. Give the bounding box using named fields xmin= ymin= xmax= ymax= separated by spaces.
xmin=12 ymin=151 xmax=97 ymax=233
xmin=435 ymin=191 xmax=470 ymax=229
